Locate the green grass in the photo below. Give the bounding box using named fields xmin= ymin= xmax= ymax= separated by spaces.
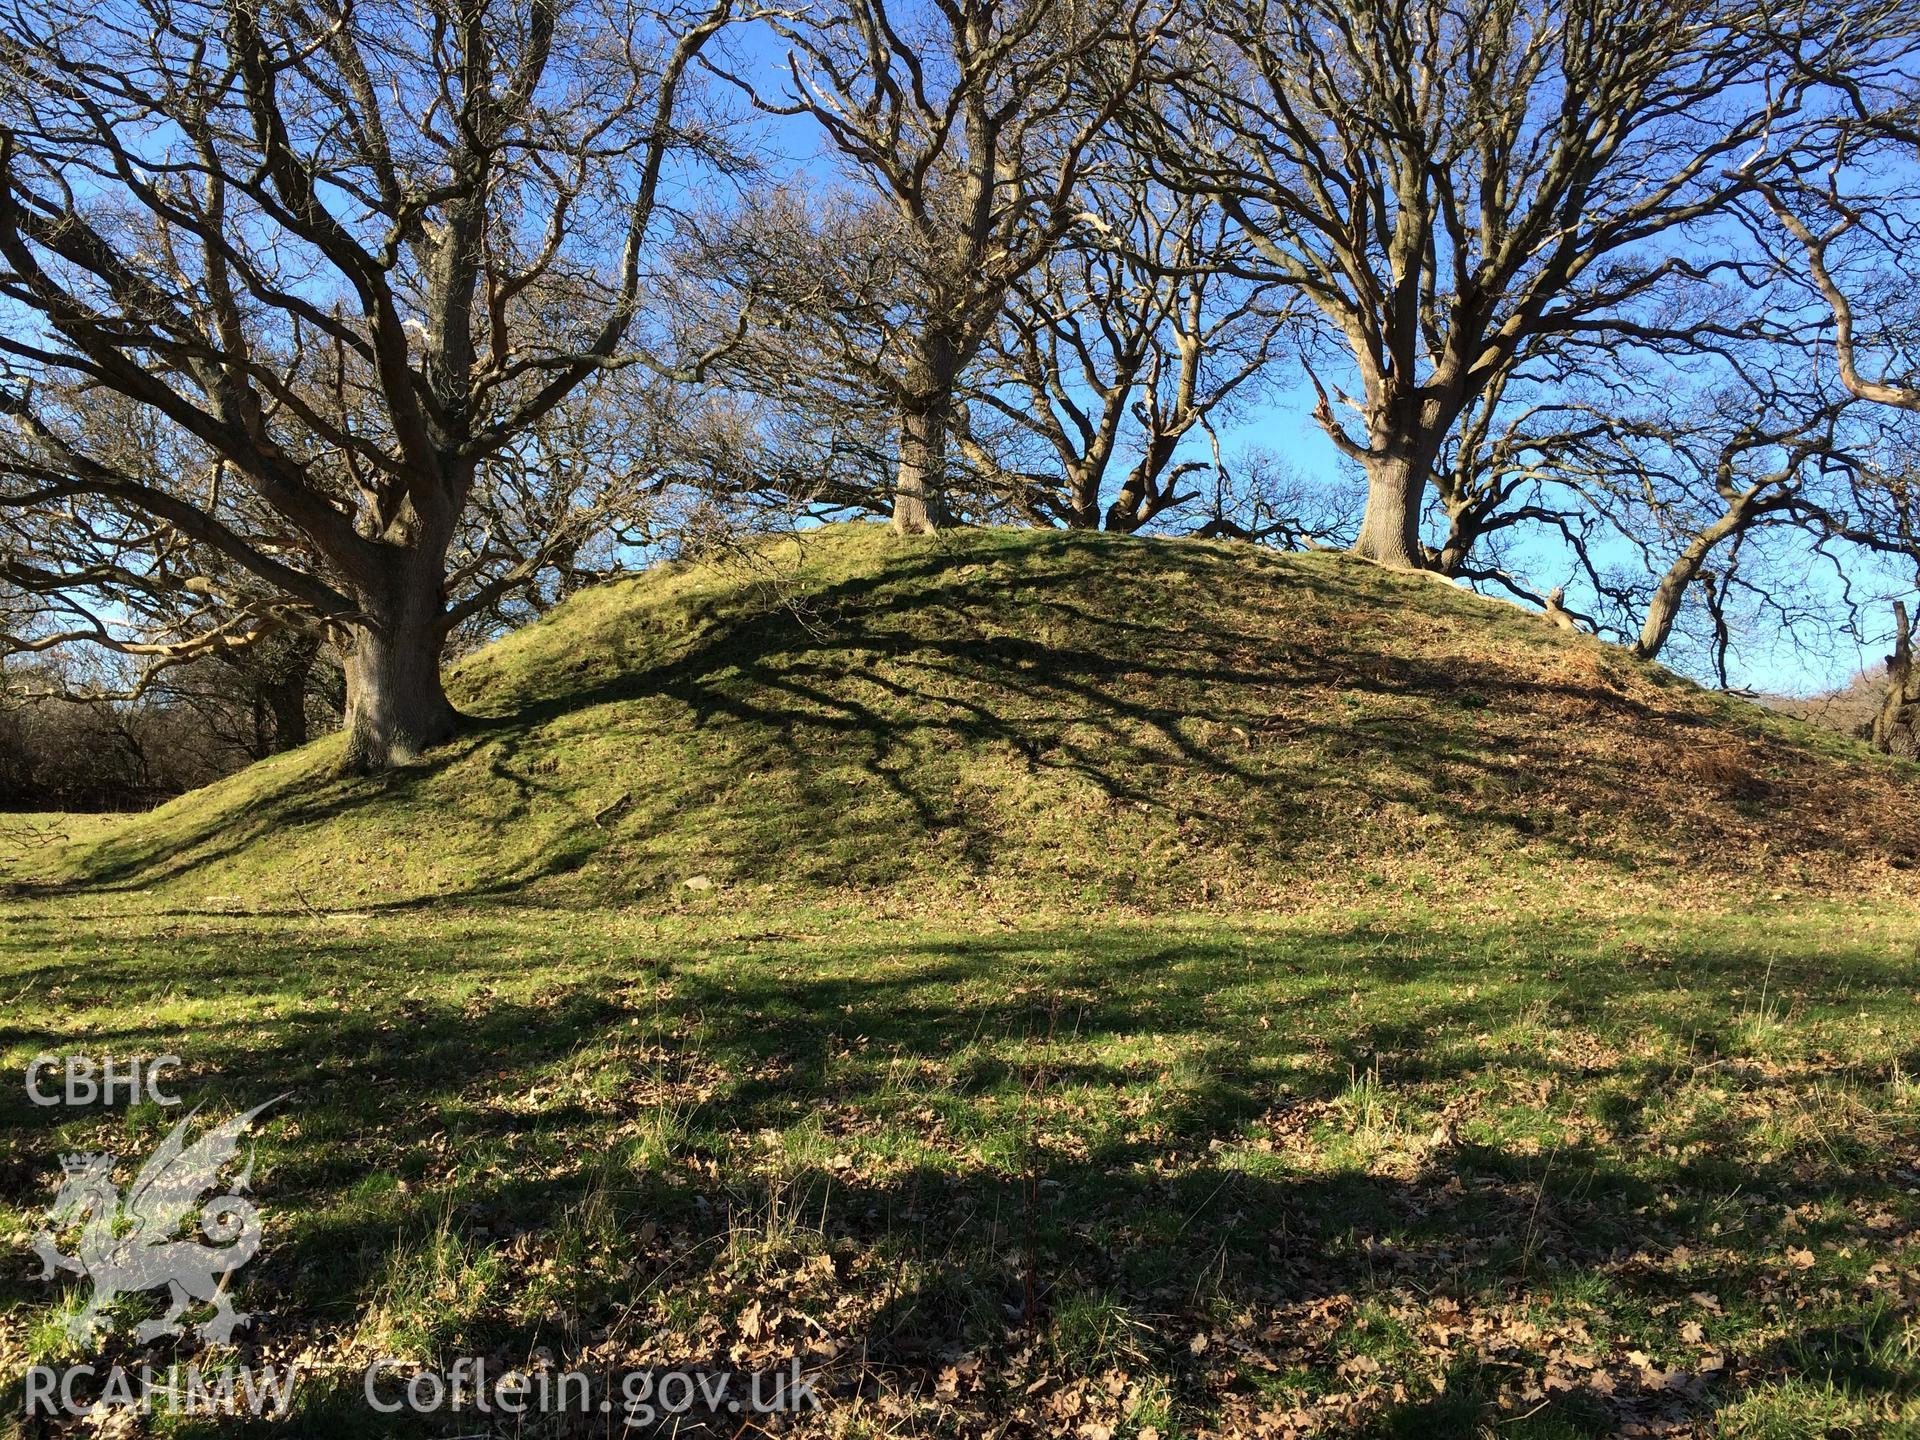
xmin=11 ymin=523 xmax=1914 ymax=911
xmin=2 ymin=525 xmax=1917 ymax=1435
xmin=2 ymin=891 xmax=1916 ymax=1435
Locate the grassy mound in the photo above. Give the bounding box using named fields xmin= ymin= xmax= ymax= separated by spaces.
xmin=27 ymin=522 xmax=1918 ymax=909
xmin=5 ymin=525 xmax=1919 ymax=1437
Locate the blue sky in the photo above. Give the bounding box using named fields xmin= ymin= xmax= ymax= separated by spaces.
xmin=712 ymin=17 xmax=1912 ymax=699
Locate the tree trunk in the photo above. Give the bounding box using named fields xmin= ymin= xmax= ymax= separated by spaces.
xmin=1634 ymin=559 xmax=1699 ymax=663
xmin=264 ymin=665 xmax=311 ymax=752
xmin=894 ymin=398 xmax=949 ymax=535
xmin=341 ymin=600 xmax=457 ymax=772
xmin=1065 ymin=463 xmax=1101 ymax=530
xmin=251 ymin=693 xmax=270 ymax=762
xmin=256 ymin=630 xmax=319 ymax=754
xmin=1104 ymin=438 xmax=1178 ymax=534
xmin=1351 ymin=453 xmax=1427 ymax=568
xmin=1634 ymin=506 xmax=1748 ymax=662
xmin=1872 ymin=601 xmax=1919 ymax=759
xmin=1105 ymin=482 xmax=1153 ymax=534
xmin=1433 ymin=498 xmax=1485 ymax=577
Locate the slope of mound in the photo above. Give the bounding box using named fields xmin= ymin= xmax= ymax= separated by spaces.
xmin=31 ymin=523 xmax=1919 ymax=909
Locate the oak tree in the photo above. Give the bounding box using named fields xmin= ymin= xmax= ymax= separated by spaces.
xmin=0 ymin=0 xmax=733 ymax=769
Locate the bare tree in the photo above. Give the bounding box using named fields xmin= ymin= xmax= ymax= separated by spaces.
xmin=1872 ymin=601 xmax=1918 ymax=755
xmin=712 ymin=0 xmax=1159 ymax=533
xmin=1765 ymin=190 xmax=1920 ymax=412
xmin=1444 ymin=348 xmax=1920 ymax=690
xmin=1140 ymin=0 xmax=1909 ymax=569
xmin=440 ymin=365 xmax=708 ymax=644
xmin=153 ymin=628 xmax=337 ymax=759
xmin=0 ymin=0 xmax=734 ymax=770
xmin=960 ymin=179 xmax=1293 ymax=531
xmin=1 ymin=357 xmax=702 ymax=763
xmin=1753 ymin=54 xmax=1920 ymax=412
xmin=1188 ymin=448 xmax=1363 ymax=547
xmin=1626 ymin=415 xmax=1850 ymax=665
xmin=1748 ymin=82 xmax=1920 ymax=749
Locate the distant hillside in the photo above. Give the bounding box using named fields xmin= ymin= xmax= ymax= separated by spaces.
xmin=1761 ymin=670 xmax=1887 ymax=738
xmin=23 ymin=523 xmax=1919 ymax=909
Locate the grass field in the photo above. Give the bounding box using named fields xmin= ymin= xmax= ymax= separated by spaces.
xmin=3 ymin=527 xmax=1917 ymax=1437
xmin=3 ymin=887 xmax=1917 ymax=1436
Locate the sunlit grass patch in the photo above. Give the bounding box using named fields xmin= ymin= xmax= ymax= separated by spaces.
xmin=1712 ymin=1376 xmax=1909 ymax=1438
xmin=1 ymin=892 xmax=1916 ymax=1436
xmin=357 ymin=1214 xmax=506 ymax=1361
xmin=1049 ymin=1288 xmax=1153 ymax=1373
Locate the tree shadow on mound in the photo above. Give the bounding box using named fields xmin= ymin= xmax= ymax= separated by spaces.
xmin=39 ymin=527 xmax=1909 ymax=906
xmin=4 ymin=919 xmax=1913 ymax=1434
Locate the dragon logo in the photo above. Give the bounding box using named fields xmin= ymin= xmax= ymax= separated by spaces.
xmin=30 ymin=1098 xmax=282 ymax=1345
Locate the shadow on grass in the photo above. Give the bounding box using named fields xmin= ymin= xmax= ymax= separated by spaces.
xmin=23 ymin=529 xmax=1916 ymax=908
xmin=3 ymin=913 xmax=1915 ymax=1434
